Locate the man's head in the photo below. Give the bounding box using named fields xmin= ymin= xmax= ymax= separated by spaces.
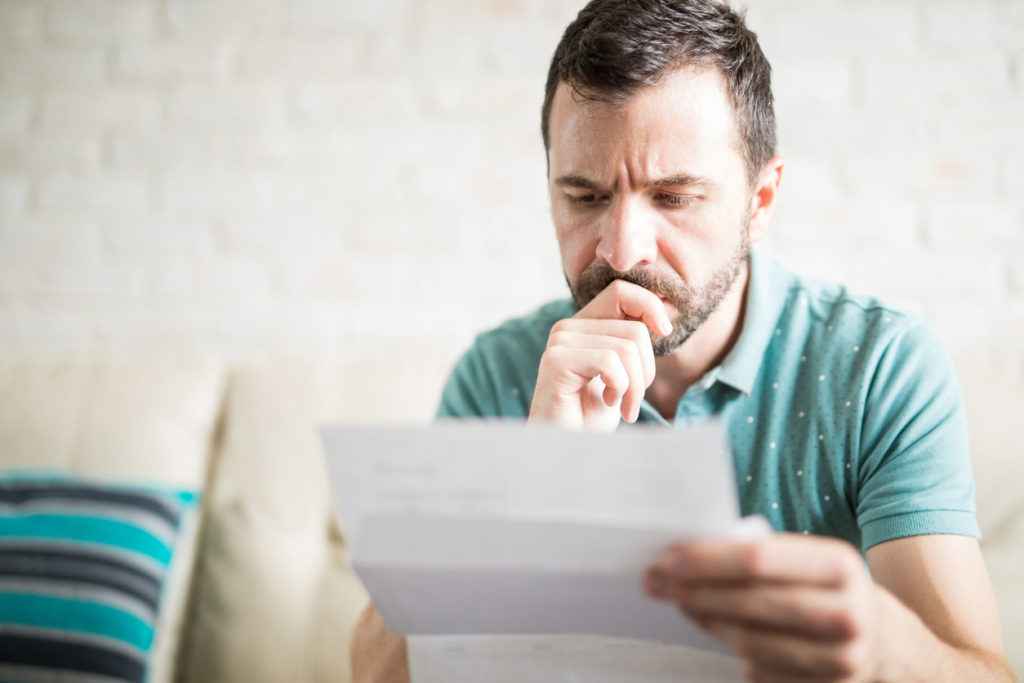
xmin=543 ymin=0 xmax=782 ymax=356
xmin=542 ymin=0 xmax=776 ymax=185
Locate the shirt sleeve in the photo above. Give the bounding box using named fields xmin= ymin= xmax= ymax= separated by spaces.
xmin=855 ymin=319 xmax=980 ymax=551
xmin=436 ymin=346 xmax=499 ymax=419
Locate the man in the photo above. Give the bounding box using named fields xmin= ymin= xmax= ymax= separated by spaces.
xmin=353 ymin=1 xmax=1012 ymax=680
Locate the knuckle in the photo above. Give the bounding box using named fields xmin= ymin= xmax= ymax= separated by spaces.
xmin=536 ymin=349 xmax=561 ymax=375
xmin=735 ymin=591 xmax=761 ymax=617
xmin=827 ymin=590 xmax=868 ymax=640
xmin=541 ymin=344 xmax=567 ymax=361
xmin=627 ymin=317 xmax=651 ymax=336
xmin=848 ymin=602 xmax=869 ymax=638
xmin=832 ymin=642 xmax=866 ymax=678
xmin=824 ymin=590 xmax=864 ymax=637
xmin=549 ymin=329 xmax=573 ymax=348
xmin=607 ymin=335 xmax=631 ymax=355
xmin=620 ymin=344 xmax=645 ymax=375
xmin=741 ymin=543 xmax=768 ymax=576
xmin=540 ymin=346 xmax=574 ymax=371
xmin=831 ymin=548 xmax=862 ymax=586
xmin=830 ymin=609 xmax=862 ymax=640
xmin=749 ymin=668 xmax=772 ymax=683
xmin=732 ymin=630 xmax=755 ymax=659
xmin=599 ymin=349 xmax=622 ymax=372
xmin=550 ymin=319 xmax=571 ymax=336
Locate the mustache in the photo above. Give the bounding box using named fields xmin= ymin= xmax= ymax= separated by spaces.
xmin=571 ymin=262 xmax=688 ymax=309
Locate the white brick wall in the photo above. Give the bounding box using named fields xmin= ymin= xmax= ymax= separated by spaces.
xmin=0 ymin=0 xmax=1022 ymax=381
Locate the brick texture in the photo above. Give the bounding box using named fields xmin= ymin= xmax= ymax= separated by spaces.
xmin=0 ymin=0 xmax=1020 ymax=398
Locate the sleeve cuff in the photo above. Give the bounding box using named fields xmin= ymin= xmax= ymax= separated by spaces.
xmin=860 ymin=510 xmax=981 ymax=551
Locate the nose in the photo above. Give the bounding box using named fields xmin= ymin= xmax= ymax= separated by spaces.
xmin=594 ymin=195 xmax=658 ymax=273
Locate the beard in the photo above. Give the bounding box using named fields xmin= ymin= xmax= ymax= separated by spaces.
xmin=569 ymin=238 xmax=750 ymax=357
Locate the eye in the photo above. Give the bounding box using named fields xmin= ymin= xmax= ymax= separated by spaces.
xmin=656 ymin=193 xmax=694 ymax=208
xmin=568 ymin=193 xmax=604 ymax=207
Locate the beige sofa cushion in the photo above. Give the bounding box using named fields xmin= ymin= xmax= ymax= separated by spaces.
xmin=181 ymin=351 xmax=451 ymax=681
xmin=181 ymin=361 xmax=365 ymax=682
xmin=0 ymin=356 xmax=225 ymax=683
xmin=0 ymin=357 xmax=224 ymax=487
xmin=957 ymin=357 xmax=1024 ymax=675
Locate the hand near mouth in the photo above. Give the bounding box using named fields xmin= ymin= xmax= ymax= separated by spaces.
xmin=528 ymin=279 xmax=673 ymax=431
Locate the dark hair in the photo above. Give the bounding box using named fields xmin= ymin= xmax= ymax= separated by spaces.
xmin=541 ymin=0 xmax=776 ymax=183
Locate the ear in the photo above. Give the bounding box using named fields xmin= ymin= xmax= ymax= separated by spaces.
xmin=747 ymin=155 xmax=784 ymax=245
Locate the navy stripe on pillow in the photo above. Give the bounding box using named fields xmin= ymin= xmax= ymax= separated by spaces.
xmin=0 ymin=484 xmax=180 ymax=527
xmin=0 ymin=476 xmax=195 ymax=683
xmin=0 ymin=546 xmax=162 ymax=611
xmin=0 ymin=629 xmax=145 ymax=681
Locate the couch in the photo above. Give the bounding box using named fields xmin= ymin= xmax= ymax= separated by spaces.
xmin=0 ymin=353 xmax=1020 ymax=681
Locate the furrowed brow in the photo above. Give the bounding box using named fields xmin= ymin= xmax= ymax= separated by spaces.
xmin=554 ymin=173 xmax=710 ymax=191
xmin=554 ymin=175 xmax=603 ymax=190
xmin=651 ymin=173 xmax=710 ymax=188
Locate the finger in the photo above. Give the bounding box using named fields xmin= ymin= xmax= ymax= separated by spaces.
xmin=577 ymin=280 xmax=673 ymax=337
xmin=672 ymin=583 xmax=865 ymax=641
xmin=547 ymin=330 xmax=649 ymax=422
xmin=551 ymin=319 xmax=656 ymax=387
xmin=702 ymin=619 xmax=867 ymax=680
xmin=745 ymin=669 xmax=818 ymax=683
xmin=654 ymin=534 xmax=863 ymax=588
xmin=544 ymin=346 xmax=630 ymax=408
xmin=746 ymin=670 xmax=818 ymax=683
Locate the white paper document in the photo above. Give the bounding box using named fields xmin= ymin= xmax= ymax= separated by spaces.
xmin=321 ymin=422 xmax=760 ymax=682
xmin=406 ymin=635 xmax=746 ymax=683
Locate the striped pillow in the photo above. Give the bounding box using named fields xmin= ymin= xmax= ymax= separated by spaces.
xmin=0 ymin=475 xmax=196 ymax=682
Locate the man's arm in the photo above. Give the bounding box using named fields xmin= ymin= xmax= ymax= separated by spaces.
xmin=865 ymin=534 xmax=1009 ymax=681
xmin=351 ymin=603 xmax=410 ymax=683
xmin=645 ymin=533 xmax=1012 ymax=682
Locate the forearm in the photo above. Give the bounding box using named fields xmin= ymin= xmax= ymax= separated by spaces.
xmin=351 ymin=603 xmax=410 ymax=683
xmin=875 ymin=586 xmax=1013 ymax=683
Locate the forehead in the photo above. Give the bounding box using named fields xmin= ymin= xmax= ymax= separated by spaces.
xmin=547 ymin=66 xmax=744 ymax=180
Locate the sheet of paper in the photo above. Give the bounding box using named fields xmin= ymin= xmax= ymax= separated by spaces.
xmin=322 ymin=421 xmax=738 ymax=539
xmin=407 ymin=635 xmax=746 ymax=683
xmin=320 ymin=422 xmax=753 ymax=681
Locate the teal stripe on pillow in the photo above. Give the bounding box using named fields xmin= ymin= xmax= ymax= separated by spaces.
xmin=0 ymin=593 xmax=153 ymax=651
xmin=0 ymin=473 xmax=198 ymax=683
xmin=0 ymin=516 xmax=174 ymax=565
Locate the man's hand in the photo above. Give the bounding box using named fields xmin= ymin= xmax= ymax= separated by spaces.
xmin=529 ymin=280 xmax=673 ymax=430
xmin=646 ymin=534 xmax=885 ymax=682
xmin=351 ymin=603 xmax=410 ymax=683
xmin=643 ymin=534 xmax=1013 ymax=682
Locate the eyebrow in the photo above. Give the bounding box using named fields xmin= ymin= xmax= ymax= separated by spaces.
xmin=651 ymin=173 xmax=710 ymax=188
xmin=553 ymin=175 xmax=602 ymax=190
xmin=554 ymin=173 xmax=710 ymax=190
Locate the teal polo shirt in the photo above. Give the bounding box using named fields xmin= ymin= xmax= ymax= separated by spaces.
xmin=437 ymin=249 xmax=980 ymax=552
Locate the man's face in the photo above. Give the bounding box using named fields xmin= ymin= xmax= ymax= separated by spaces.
xmin=547 ymin=66 xmax=757 ymax=355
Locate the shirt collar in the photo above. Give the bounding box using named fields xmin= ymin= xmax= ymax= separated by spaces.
xmin=714 ymin=246 xmax=787 ymax=396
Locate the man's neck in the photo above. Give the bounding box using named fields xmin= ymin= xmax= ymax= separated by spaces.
xmin=645 ymin=263 xmax=750 ymax=421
